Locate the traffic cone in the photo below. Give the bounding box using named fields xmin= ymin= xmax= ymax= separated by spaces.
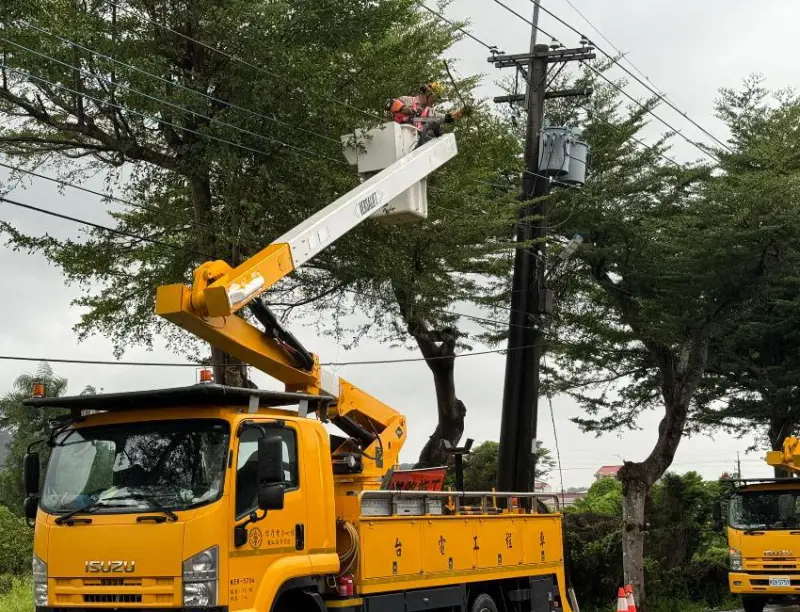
xmin=617 ymin=588 xmax=627 ymax=612
xmin=625 ymin=585 xmax=637 ymax=612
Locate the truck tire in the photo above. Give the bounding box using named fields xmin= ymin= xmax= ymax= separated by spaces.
xmin=471 ymin=593 xmax=499 ymax=612
xmin=742 ymin=595 xmax=766 ymax=612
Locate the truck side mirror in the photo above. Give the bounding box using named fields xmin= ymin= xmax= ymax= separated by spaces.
xmin=24 ymin=496 xmax=39 ymax=523
xmin=712 ymin=500 xmax=723 ymax=531
xmin=23 ymin=452 xmax=40 ymax=496
xmin=257 ymin=436 xmax=285 ymax=511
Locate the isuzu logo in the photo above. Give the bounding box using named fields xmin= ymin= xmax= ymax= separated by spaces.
xmin=84 ymin=561 xmax=136 ymax=573
xmin=764 ymin=550 xmax=792 ymax=557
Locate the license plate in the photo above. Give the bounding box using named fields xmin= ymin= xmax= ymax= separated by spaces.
xmin=769 ymin=577 xmax=791 ymax=587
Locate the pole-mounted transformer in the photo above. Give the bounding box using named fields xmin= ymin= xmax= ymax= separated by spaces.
xmin=538 ymin=127 xmax=589 ymax=185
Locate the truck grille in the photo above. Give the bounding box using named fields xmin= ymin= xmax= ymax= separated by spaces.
xmin=51 ymin=576 xmax=176 ymax=607
xmin=83 ymin=594 xmax=143 ymax=604
xmin=745 ymin=558 xmax=800 ymax=571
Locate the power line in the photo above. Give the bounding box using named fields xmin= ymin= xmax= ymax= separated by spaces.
xmin=0 ymin=341 xmax=545 ymax=369
xmin=525 ymin=0 xmax=733 ymax=154
xmin=0 ymin=195 xmax=210 ymax=258
xmin=17 ymin=19 xmax=342 ymax=148
xmin=413 ymin=0 xmax=684 ymax=167
xmin=486 ymin=0 xmax=723 ymax=162
xmin=575 ymin=104 xmax=684 ymax=168
xmin=489 ymin=0 xmax=555 ymax=40
xmin=0 ymin=160 xmax=221 ymax=236
xmin=0 ymin=57 xmax=346 ymax=166
xmin=0 ymin=180 xmax=541 ymax=332
xmin=105 ymin=1 xmax=386 ymax=124
xmin=579 ymin=60 xmax=721 ymax=163
xmin=0 ymin=158 xmax=537 ymax=323
xmin=558 ymin=0 xmax=654 ymax=88
xmin=414 ymin=1 xmax=498 ymax=51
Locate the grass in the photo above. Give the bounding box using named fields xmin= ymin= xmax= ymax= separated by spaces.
xmin=0 ymin=575 xmax=32 ymax=612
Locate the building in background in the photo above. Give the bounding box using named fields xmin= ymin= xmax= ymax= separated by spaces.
xmin=594 ymin=465 xmax=622 ymax=480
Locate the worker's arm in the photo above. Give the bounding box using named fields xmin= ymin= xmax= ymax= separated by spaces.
xmin=444 ymin=107 xmax=471 ymax=123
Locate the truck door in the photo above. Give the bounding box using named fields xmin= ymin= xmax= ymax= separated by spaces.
xmin=228 ymin=422 xmax=308 ymax=609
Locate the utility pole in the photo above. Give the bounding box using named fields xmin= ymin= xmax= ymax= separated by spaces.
xmin=488 ymin=15 xmax=595 ymax=501
xmin=737 ymin=452 xmax=742 ymax=479
xmin=496 ymin=41 xmax=549 ymax=500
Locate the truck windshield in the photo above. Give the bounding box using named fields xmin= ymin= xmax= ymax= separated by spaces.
xmin=729 ymin=490 xmax=800 ymax=530
xmin=42 ymin=419 xmax=230 ymax=515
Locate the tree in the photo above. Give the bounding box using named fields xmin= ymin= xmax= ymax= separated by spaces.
xmin=457 ymin=440 xmax=555 ymax=491
xmin=0 ymin=0 xmax=458 ymax=386
xmin=0 ymin=363 xmax=70 ymax=514
xmin=535 ymin=70 xmax=800 ymax=608
xmin=692 ymin=78 xmax=800 ymax=475
xmin=298 ymin=108 xmax=521 ymax=467
xmin=0 ymin=1 xmax=522 ymax=468
xmin=571 ymin=477 xmax=623 ymax=516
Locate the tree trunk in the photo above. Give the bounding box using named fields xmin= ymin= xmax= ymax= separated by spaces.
xmin=210 ymin=346 xmax=253 ymax=388
xmin=621 ymin=476 xmax=647 ymax=609
xmin=413 ymin=330 xmax=467 ymax=468
xmin=186 ymin=172 xmax=255 ymax=388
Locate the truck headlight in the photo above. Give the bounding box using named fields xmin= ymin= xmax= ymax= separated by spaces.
xmin=183 ymin=546 xmax=218 ymax=607
xmin=730 ymin=548 xmax=742 ymax=570
xmin=32 ymin=556 xmax=48 ymax=606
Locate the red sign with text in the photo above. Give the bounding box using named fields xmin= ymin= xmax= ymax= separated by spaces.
xmin=385 ymin=467 xmax=448 ymax=491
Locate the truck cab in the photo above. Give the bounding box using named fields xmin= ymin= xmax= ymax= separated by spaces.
xmin=723 ymin=480 xmax=800 ymax=612
xmin=24 ymin=384 xmax=340 ymax=612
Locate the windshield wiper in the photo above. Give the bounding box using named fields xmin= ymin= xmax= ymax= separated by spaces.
xmin=744 ymin=527 xmax=767 ymax=534
xmin=55 ymin=498 xmax=107 ymax=525
xmin=55 ymin=494 xmax=178 ymax=525
xmin=108 ymin=494 xmax=179 ymax=522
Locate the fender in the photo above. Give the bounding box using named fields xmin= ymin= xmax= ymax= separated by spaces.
xmin=243 ymin=553 xmax=339 ymax=612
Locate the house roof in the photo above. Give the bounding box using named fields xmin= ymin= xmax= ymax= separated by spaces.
xmin=595 ymin=465 xmax=622 ymax=476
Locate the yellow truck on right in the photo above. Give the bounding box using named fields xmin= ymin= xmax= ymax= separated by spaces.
xmin=718 ymin=437 xmax=800 ymax=612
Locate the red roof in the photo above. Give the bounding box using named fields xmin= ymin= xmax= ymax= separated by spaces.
xmin=595 ymin=465 xmax=622 ymax=476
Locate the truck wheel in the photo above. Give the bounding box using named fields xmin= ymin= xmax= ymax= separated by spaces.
xmin=471 ymin=593 xmax=499 ymax=612
xmin=742 ymin=595 xmax=766 ymax=612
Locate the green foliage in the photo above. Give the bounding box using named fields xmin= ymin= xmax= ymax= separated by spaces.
xmin=447 ymin=440 xmax=555 ymax=491
xmin=0 ymin=575 xmax=33 ymax=612
xmin=570 ymin=477 xmax=623 ymax=516
xmin=568 ymin=472 xmax=729 ymax=612
xmin=0 ymin=0 xmax=520 ymax=374
xmin=0 ymin=506 xmax=33 ymax=576
xmin=564 ymin=511 xmax=622 ymax=611
xmin=0 ymin=364 xmax=69 ymax=514
xmin=693 ymin=77 xmax=800 ymax=454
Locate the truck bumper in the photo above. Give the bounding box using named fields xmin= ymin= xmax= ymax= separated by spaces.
xmin=729 ymin=572 xmax=800 ymax=597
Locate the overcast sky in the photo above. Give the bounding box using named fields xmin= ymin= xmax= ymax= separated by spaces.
xmin=2 ymin=0 xmax=797 ymax=489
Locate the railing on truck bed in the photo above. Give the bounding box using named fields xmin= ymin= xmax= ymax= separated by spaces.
xmin=359 ymin=490 xmax=561 ymax=517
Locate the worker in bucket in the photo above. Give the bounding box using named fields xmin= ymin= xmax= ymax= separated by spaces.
xmin=388 ymin=81 xmax=470 ymax=146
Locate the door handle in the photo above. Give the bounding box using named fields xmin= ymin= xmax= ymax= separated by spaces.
xmin=295 ymin=523 xmax=305 ymax=551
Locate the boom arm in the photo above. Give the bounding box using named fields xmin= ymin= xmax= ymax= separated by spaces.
xmin=155 ymin=133 xmax=457 ymax=478
xmin=767 ymin=436 xmax=800 ymax=474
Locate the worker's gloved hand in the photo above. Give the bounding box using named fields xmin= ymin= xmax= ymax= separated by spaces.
xmin=447 ymin=107 xmax=471 ymax=121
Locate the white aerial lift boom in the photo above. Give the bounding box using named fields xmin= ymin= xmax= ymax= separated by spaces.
xmin=155 ymin=125 xmax=457 ymax=484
